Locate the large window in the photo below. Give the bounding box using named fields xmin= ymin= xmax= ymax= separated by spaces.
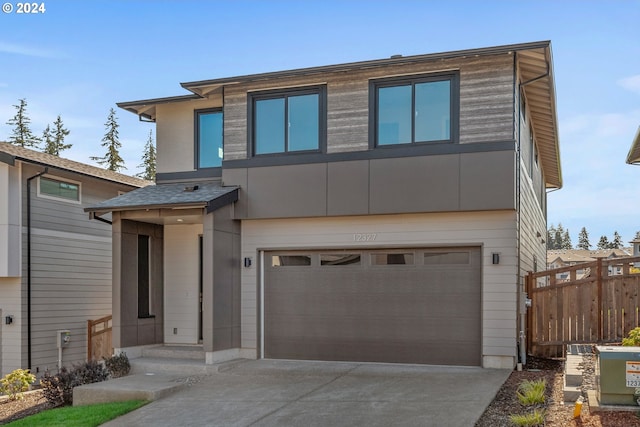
xmin=138 ymin=235 xmax=152 ymax=318
xmin=251 ymin=87 xmax=325 ymax=155
xmin=196 ymin=109 xmax=223 ymax=168
xmin=373 ymin=74 xmax=455 ymax=146
xmin=38 ymin=176 xmax=80 ymax=202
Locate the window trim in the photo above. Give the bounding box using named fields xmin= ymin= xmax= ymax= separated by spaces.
xmin=194 ymin=108 xmax=223 ymax=170
xmin=37 ymin=175 xmax=81 ymax=204
xmin=369 ymin=72 xmax=459 ymax=149
xmin=247 ymin=85 xmax=327 ymax=157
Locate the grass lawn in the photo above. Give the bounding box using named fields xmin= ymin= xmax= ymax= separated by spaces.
xmin=4 ymin=400 xmax=148 ymax=427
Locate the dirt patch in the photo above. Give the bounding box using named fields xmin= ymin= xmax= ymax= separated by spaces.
xmin=0 ymin=390 xmax=52 ymax=425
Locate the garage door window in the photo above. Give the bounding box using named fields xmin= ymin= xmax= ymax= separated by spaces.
xmin=320 ymin=254 xmax=361 ymax=266
xmin=371 ymin=253 xmax=414 ymax=265
xmin=424 ymin=251 xmax=470 ymax=265
xmin=271 ymin=255 xmax=312 ymax=267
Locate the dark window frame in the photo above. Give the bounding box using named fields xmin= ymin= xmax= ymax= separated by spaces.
xmin=38 ymin=175 xmax=81 ymax=203
xmin=247 ymin=85 xmax=327 ymax=157
xmin=369 ymin=72 xmax=459 ymax=149
xmin=194 ymin=108 xmax=223 ymax=170
xmin=137 ymin=234 xmax=152 ymax=319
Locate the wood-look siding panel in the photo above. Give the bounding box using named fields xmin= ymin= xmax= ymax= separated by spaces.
xmin=240 ymin=211 xmax=519 ymax=368
xmin=326 ymin=80 xmax=369 ymax=153
xmin=223 ymin=92 xmax=248 ymax=161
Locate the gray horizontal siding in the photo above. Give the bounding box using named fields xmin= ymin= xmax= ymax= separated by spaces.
xmin=223 ymin=53 xmax=515 ymax=161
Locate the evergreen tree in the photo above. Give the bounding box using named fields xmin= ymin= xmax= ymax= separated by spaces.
xmin=6 ymin=98 xmax=41 ymax=148
xmin=554 ymin=223 xmax=566 ymax=250
xmin=611 ymin=231 xmax=623 ymax=249
xmin=137 ymin=130 xmax=156 ymax=181
xmin=562 ymin=229 xmax=572 ymax=249
xmin=47 ymin=115 xmax=71 ymax=156
xmin=42 ymin=125 xmax=53 ymax=153
xmin=577 ymin=227 xmax=591 ymax=250
xmin=547 ymin=224 xmax=557 ymax=250
xmin=635 ymin=231 xmax=640 ymax=241
xmin=597 ymin=236 xmax=610 ymax=250
xmin=91 ymin=108 xmax=125 ymax=172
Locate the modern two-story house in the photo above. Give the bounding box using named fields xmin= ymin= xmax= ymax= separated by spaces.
xmin=86 ymin=41 xmax=561 ymax=369
xmin=0 ymin=142 xmax=149 ymax=377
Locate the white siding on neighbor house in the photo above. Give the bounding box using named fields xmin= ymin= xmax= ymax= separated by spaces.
xmin=164 ymin=224 xmax=203 ymax=344
xmin=240 ymin=211 xmax=519 ymax=369
xmin=0 ymin=162 xmax=21 ymax=277
xmin=0 ymin=278 xmax=21 ymax=376
xmin=27 ymin=228 xmax=113 ymax=373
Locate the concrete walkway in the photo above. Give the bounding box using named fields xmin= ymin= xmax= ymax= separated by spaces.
xmin=96 ymin=359 xmax=510 ymax=427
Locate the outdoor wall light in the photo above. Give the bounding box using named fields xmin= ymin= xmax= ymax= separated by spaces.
xmin=244 ymin=257 xmax=252 ymax=268
xmin=5 ymin=315 xmax=13 ymax=325
xmin=492 ymin=253 xmax=500 ymax=265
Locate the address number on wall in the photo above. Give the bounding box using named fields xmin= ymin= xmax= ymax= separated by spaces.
xmin=353 ymin=233 xmax=377 ymax=242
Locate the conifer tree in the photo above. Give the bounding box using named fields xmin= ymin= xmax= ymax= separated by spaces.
xmin=547 ymin=224 xmax=557 ymax=250
xmin=6 ymin=98 xmax=40 ymax=148
xmin=562 ymin=229 xmax=572 ymax=249
xmin=577 ymin=227 xmax=591 ymax=250
xmin=611 ymin=231 xmax=623 ymax=249
xmin=635 ymin=231 xmax=640 ymax=241
xmin=42 ymin=115 xmax=71 ymax=156
xmin=91 ymin=108 xmax=125 ymax=172
xmin=137 ymin=130 xmax=156 ymax=181
xmin=597 ymin=236 xmax=610 ymax=250
xmin=42 ymin=125 xmax=53 ymax=152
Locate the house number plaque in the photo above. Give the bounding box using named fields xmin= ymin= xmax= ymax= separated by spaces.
xmin=353 ymin=233 xmax=377 ymax=242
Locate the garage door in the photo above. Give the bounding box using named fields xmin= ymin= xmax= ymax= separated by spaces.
xmin=264 ymin=247 xmax=481 ymax=366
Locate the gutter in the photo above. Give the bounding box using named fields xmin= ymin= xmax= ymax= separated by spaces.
xmin=26 ymin=167 xmax=48 ymax=370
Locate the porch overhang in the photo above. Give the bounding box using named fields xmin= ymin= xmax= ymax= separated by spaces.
xmin=84 ymin=181 xmax=239 ymax=216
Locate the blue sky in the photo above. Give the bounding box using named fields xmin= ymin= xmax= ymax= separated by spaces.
xmin=0 ymin=0 xmax=639 ymax=246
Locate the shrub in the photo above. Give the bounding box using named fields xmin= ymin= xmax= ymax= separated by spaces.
xmin=40 ymin=367 xmax=80 ymax=406
xmin=622 ymin=327 xmax=640 ymax=346
xmin=510 ymin=409 xmax=545 ymax=426
xmin=0 ymin=368 xmax=36 ymax=400
xmin=40 ymin=360 xmax=110 ymax=406
xmin=104 ymin=352 xmax=130 ymax=378
xmin=516 ymin=378 xmax=546 ymax=406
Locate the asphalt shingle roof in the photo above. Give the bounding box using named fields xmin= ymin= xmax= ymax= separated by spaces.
xmin=0 ymin=141 xmax=150 ymax=188
xmin=85 ymin=181 xmax=238 ymax=214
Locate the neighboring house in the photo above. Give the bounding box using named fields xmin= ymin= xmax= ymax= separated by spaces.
xmin=0 ymin=142 xmax=149 ymax=377
xmin=86 ymin=41 xmax=561 ymax=369
xmin=547 ymin=248 xmax=632 ymax=280
xmin=627 ymin=126 xmax=640 ymax=165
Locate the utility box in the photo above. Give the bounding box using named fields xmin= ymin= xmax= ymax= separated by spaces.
xmin=57 ymin=330 xmax=70 ymax=348
xmin=596 ymin=346 xmax=640 ymax=405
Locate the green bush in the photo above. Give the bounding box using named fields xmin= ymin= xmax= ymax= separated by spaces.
xmin=516 ymin=378 xmax=546 ymax=406
xmin=0 ymin=368 xmax=36 ymax=400
xmin=622 ymin=327 xmax=640 ymax=346
xmin=510 ymin=409 xmax=545 ymax=426
xmin=74 ymin=359 xmax=109 ymax=384
xmin=104 ymin=352 xmax=130 ymax=378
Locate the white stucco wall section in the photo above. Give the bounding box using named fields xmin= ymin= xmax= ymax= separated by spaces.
xmin=164 ymin=224 xmax=203 ymax=344
xmin=0 ymin=277 xmax=21 ymax=376
xmin=0 ymin=162 xmax=21 ymax=277
xmin=240 ymin=211 xmax=519 ymax=369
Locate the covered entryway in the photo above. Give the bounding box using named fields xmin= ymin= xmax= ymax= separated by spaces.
xmin=263 ymin=247 xmax=481 ymax=366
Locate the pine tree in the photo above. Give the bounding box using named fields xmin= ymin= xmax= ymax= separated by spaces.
xmin=137 ymin=130 xmax=156 ymax=181
xmin=577 ymin=227 xmax=591 ymax=250
xmin=611 ymin=231 xmax=623 ymax=249
xmin=547 ymin=224 xmax=557 ymax=250
xmin=635 ymin=231 xmax=640 ymax=241
xmin=48 ymin=115 xmax=71 ymax=156
xmin=91 ymin=108 xmax=125 ymax=172
xmin=597 ymin=236 xmax=610 ymax=250
xmin=554 ymin=224 xmax=566 ymax=250
xmin=6 ymin=98 xmax=41 ymax=148
xmin=42 ymin=125 xmax=53 ymax=153
xmin=562 ymin=229 xmax=572 ymax=249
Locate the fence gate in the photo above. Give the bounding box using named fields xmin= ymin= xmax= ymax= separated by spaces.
xmin=87 ymin=315 xmax=112 ymax=360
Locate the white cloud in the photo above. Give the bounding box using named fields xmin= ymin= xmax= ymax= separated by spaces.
xmin=618 ymin=75 xmax=640 ymax=95
xmin=0 ymin=41 xmax=64 ymax=59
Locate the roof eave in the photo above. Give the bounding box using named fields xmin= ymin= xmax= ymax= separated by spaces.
xmin=626 ymin=126 xmax=640 ymax=165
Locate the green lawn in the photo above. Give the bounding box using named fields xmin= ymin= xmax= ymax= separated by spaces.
xmin=5 ymin=400 xmax=148 ymax=427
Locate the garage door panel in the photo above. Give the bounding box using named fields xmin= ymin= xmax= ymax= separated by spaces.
xmin=264 ymin=247 xmax=481 ymax=366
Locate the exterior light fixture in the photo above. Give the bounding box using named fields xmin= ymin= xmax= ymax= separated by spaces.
xmin=492 ymin=253 xmax=500 ymax=265
xmin=244 ymin=257 xmax=252 ymax=268
xmin=5 ymin=315 xmax=13 ymax=325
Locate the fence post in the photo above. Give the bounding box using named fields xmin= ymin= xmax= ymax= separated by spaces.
xmin=526 ymin=271 xmax=533 ymax=355
xmin=597 ymin=258 xmax=603 ymax=342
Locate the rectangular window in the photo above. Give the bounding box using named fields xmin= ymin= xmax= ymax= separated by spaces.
xmin=373 ymin=74 xmax=455 ymax=146
xmin=271 ymin=255 xmax=312 ymax=267
xmin=196 ymin=109 xmax=223 ymax=168
xmin=371 ymin=253 xmax=414 ymax=265
xmin=423 ymin=251 xmax=470 ymax=265
xmin=39 ymin=176 xmax=80 ymax=202
xmin=138 ymin=235 xmax=151 ymax=318
xmin=251 ymin=87 xmax=325 ymax=155
xmin=320 ymin=254 xmax=361 ymax=266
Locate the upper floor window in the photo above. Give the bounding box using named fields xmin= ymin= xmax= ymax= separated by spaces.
xmin=250 ymin=86 xmax=326 ymax=155
xmin=196 ymin=109 xmax=223 ymax=168
xmin=372 ymin=74 xmax=456 ymax=146
xmin=38 ymin=176 xmax=80 ymax=203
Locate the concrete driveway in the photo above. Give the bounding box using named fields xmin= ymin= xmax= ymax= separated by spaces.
xmin=101 ymin=359 xmax=510 ymax=427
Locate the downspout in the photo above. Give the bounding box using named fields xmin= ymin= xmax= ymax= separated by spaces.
xmin=516 ymin=53 xmax=550 ymax=366
xmin=26 ymin=167 xmax=48 ymax=370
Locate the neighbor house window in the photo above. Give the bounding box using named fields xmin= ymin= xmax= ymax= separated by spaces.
xmin=373 ymin=74 xmax=456 ymax=146
xmin=38 ymin=176 xmax=80 ymax=202
xmin=196 ymin=109 xmax=223 ymax=168
xmin=251 ymin=86 xmax=325 ymax=155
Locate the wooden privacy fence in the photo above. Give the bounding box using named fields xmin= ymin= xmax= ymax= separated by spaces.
xmin=87 ymin=314 xmax=112 ymax=360
xmin=527 ymin=256 xmax=640 ymax=358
